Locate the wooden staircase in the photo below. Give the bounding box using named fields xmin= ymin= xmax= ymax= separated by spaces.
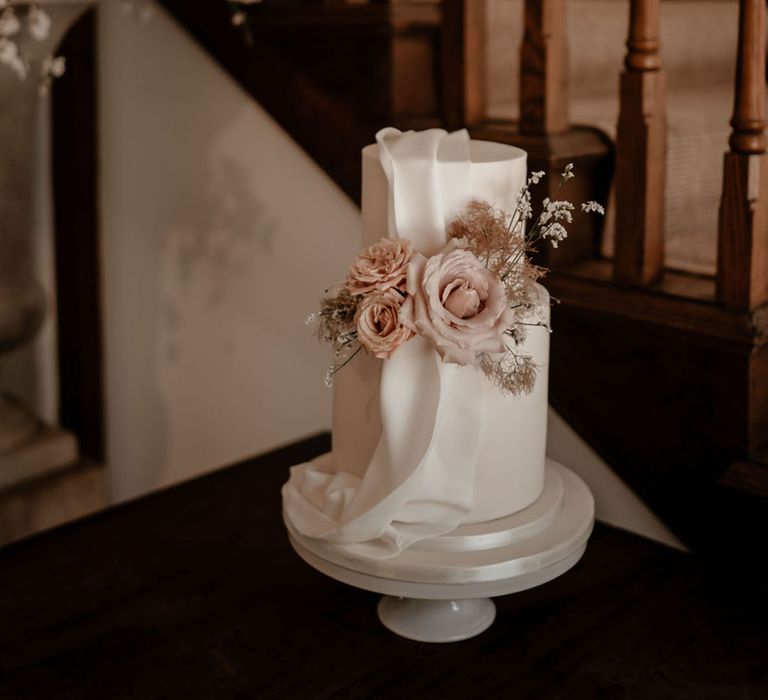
xmin=156 ymin=0 xmax=768 ymax=562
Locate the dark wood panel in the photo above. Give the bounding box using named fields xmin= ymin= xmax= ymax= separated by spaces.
xmin=547 ymin=261 xmax=760 ymax=347
xmin=1 ymin=434 xmax=766 ymax=699
xmin=548 ymin=298 xmax=768 ymax=558
xmin=52 ymin=10 xmax=103 ymax=461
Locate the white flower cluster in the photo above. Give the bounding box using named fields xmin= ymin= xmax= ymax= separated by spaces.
xmin=1 ymin=1 xmax=27 ymax=79
xmin=516 ymin=187 xmax=533 ymax=221
xmin=0 ymin=1 xmax=63 ymax=92
xmin=581 ymin=200 xmax=606 ymax=215
xmin=38 ymin=54 xmax=64 ymax=96
xmin=28 ymin=5 xmax=49 ymax=40
xmin=540 ymin=198 xmax=574 ymax=225
xmin=542 ymin=222 xmax=568 ymax=248
xmin=512 ymin=163 xmax=605 ymax=251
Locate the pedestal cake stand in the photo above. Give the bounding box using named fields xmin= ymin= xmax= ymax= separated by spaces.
xmin=285 ymin=457 xmax=594 ymax=643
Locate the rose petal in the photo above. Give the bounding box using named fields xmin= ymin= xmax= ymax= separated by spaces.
xmin=444 ymin=287 xmax=481 ymax=319
xmin=400 ymin=241 xmax=511 ymax=365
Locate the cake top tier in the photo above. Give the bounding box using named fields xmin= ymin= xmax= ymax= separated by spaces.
xmin=362 ymin=138 xmax=526 ymax=165
xmin=361 ymin=129 xmax=527 ymax=253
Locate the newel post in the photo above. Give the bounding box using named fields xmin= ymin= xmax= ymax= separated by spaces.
xmin=613 ymin=0 xmax=667 ymax=286
xmin=716 ymin=0 xmax=768 ymax=309
xmin=519 ymin=0 xmax=569 ymax=135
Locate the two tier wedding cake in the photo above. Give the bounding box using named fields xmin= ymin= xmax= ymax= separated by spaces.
xmin=282 ymin=127 xmax=601 ymax=560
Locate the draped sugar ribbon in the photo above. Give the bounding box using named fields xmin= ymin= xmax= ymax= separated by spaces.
xmin=282 ymin=128 xmax=485 ymax=558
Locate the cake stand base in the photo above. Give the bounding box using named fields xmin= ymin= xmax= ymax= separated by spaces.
xmin=285 ymin=458 xmax=594 ymax=642
xmin=377 ymin=596 xmax=496 ymax=643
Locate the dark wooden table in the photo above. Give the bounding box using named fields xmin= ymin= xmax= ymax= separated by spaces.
xmin=1 ymin=433 xmax=766 ymax=699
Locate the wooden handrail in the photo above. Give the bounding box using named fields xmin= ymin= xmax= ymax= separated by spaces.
xmin=613 ymin=0 xmax=667 ymax=286
xmin=519 ymin=0 xmax=569 ymax=135
xmin=716 ymin=0 xmax=768 ymax=309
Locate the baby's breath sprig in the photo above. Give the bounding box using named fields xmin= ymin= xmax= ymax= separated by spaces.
xmin=519 ymin=163 xmax=605 ymax=254
xmin=325 ymin=343 xmax=362 ymax=388
xmin=581 ymin=201 xmax=605 ymax=215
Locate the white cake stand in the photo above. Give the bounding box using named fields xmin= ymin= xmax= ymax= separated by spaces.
xmin=285 ymin=458 xmax=594 ymax=643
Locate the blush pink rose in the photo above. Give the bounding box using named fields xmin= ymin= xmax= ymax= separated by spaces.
xmin=399 ymin=239 xmax=514 ymax=365
xmin=355 ymin=289 xmax=414 ymax=359
xmin=346 ymin=238 xmax=412 ymax=296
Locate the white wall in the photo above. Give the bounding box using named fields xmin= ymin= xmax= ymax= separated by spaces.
xmin=96 ymin=1 xmax=682 ymax=549
xmin=98 ymin=2 xmax=360 ymax=500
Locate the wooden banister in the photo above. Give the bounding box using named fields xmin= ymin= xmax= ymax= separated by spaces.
xmin=716 ymin=0 xmax=768 ymax=309
xmin=519 ymin=0 xmax=569 ymax=135
xmin=613 ymin=0 xmax=667 ymax=286
xmin=441 ymin=0 xmax=486 ymax=128
xmin=472 ymin=0 xmax=611 ymax=270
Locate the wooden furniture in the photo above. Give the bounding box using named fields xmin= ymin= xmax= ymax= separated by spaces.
xmin=1 ymin=435 xmax=766 ymax=698
xmin=53 ymin=9 xmax=104 ymax=463
xmin=716 ymin=0 xmax=768 ymax=310
xmin=614 ymin=0 xmax=666 ymax=286
xmin=469 ymin=0 xmax=612 ymax=270
xmin=445 ymin=0 xmax=768 ymax=560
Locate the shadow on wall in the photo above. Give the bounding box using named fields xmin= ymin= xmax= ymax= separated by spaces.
xmin=161 ymin=149 xmax=278 ymax=370
xmin=99 ymin=1 xmax=360 ymax=502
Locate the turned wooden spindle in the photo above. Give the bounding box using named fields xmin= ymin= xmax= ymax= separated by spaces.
xmin=613 ymin=0 xmax=667 ymax=286
xmin=442 ymin=0 xmax=487 ymax=127
xmin=623 ymin=0 xmax=662 ymax=72
xmin=716 ymin=0 xmax=768 ymax=309
xmin=519 ymin=0 xmax=569 ymax=135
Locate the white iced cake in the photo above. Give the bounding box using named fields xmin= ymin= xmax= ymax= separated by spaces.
xmin=283 ymin=128 xmax=550 ymax=558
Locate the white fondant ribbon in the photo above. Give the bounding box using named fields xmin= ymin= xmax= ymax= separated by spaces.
xmin=283 ymin=128 xmax=485 ymax=558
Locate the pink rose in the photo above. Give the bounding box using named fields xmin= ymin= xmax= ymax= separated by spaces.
xmin=399 ymin=239 xmax=514 ymax=365
xmin=346 ymin=238 xmax=412 ymax=296
xmin=355 ymin=289 xmax=414 ymax=359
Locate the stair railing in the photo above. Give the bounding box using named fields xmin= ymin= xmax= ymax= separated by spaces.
xmin=519 ymin=0 xmax=569 ymax=135
xmin=613 ymin=0 xmax=667 ymax=286
xmin=716 ymin=0 xmax=768 ymax=310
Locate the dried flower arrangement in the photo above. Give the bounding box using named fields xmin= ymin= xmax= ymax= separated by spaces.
xmin=0 ymin=1 xmax=65 ymax=94
xmin=307 ymin=164 xmax=604 ymax=395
